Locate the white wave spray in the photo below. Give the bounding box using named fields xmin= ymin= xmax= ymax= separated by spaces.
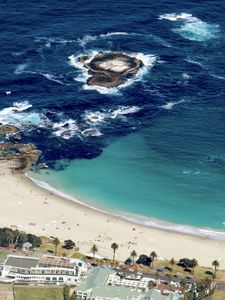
xmin=159 ymin=13 xmax=220 ymax=41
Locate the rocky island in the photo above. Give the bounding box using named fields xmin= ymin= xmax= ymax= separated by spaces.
xmin=79 ymin=52 xmax=143 ymax=88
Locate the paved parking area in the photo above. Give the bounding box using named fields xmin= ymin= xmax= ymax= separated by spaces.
xmin=0 ymin=285 xmax=14 ymax=300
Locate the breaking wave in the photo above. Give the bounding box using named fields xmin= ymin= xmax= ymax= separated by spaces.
xmin=159 ymin=13 xmax=220 ymax=41
xmin=52 ymin=119 xmax=79 ymax=140
xmin=0 ymin=101 xmax=42 ymax=127
xmin=161 ymin=99 xmax=185 ymax=110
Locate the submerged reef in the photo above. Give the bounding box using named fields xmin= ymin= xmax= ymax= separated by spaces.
xmin=0 ymin=125 xmax=42 ymax=173
xmin=79 ymin=52 xmax=143 ymax=87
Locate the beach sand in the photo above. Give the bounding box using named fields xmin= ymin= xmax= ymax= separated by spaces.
xmin=0 ymin=167 xmax=225 ymax=269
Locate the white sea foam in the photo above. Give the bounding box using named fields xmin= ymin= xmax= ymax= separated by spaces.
xmin=182 ymin=169 xmax=201 ymax=175
xmin=35 ymin=37 xmax=76 ymax=48
xmin=77 ymin=32 xmax=131 ymax=48
xmin=99 ymin=31 xmax=130 ymax=38
xmin=159 ymin=13 xmax=193 ymax=21
xmin=83 ymin=111 xmax=107 ymax=124
xmin=52 ymin=119 xmax=79 ymax=139
xmin=120 ymin=214 xmax=225 ymax=240
xmin=83 ymin=106 xmax=141 ymax=126
xmin=0 ymin=101 xmax=32 ymax=116
xmin=0 ymin=101 xmax=42 ymax=127
xmin=159 ymin=13 xmax=220 ymax=41
xmin=81 ymin=128 xmax=102 ymax=137
xmin=25 ymin=174 xmax=225 ymax=241
xmin=69 ymin=51 xmax=157 ymax=95
xmin=77 ymin=31 xmax=173 ymax=49
xmin=14 ymin=63 xmax=29 ymax=74
xmin=77 ymin=35 xmax=98 ymax=48
xmin=182 ymin=73 xmax=191 ymax=80
xmin=161 ymin=99 xmax=185 ymax=110
xmin=41 ymin=73 xmax=65 ymax=85
xmin=110 ymin=106 xmax=141 ymax=118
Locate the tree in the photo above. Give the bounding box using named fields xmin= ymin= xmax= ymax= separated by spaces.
xmin=169 ymin=258 xmax=175 ymax=271
xmin=13 ymin=229 xmax=20 ymax=245
xmin=150 ymin=251 xmax=157 ymax=268
xmin=52 ymin=237 xmax=60 ymax=255
xmin=136 ymin=254 xmax=152 ymax=266
xmin=148 ymin=281 xmax=155 ymax=290
xmin=0 ymin=228 xmax=14 ymax=247
xmin=90 ymin=244 xmax=98 ymax=259
xmin=17 ymin=233 xmax=28 ymax=248
xmin=111 ymin=242 xmax=119 ymax=262
xmin=63 ymin=239 xmax=75 ymax=250
xmin=212 ymin=260 xmax=219 ymax=276
xmin=27 ymin=234 xmax=42 ymax=248
xmin=191 ymin=258 xmax=198 ymax=275
xmin=130 ymin=250 xmax=137 ymax=265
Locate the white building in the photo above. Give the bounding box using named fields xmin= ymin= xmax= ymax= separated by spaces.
xmin=1 ymin=254 xmax=88 ymax=285
xmin=76 ymin=267 xmax=181 ymax=300
xmin=106 ymin=271 xmax=155 ymax=292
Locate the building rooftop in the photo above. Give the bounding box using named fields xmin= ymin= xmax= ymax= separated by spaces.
xmin=39 ymin=255 xmax=76 ymax=269
xmin=142 ymin=289 xmax=182 ymax=300
xmin=4 ymin=255 xmax=39 ymax=269
xmin=91 ymin=285 xmax=139 ymax=299
xmin=78 ymin=267 xmax=114 ymax=291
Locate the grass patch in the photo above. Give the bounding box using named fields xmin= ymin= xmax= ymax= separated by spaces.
xmin=204 ymin=289 xmax=225 ymax=300
xmin=13 ymin=286 xmax=64 ymax=300
xmin=39 ymin=237 xmax=79 ymax=257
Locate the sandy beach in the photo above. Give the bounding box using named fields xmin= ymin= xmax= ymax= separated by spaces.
xmin=0 ymin=165 xmax=225 ymax=269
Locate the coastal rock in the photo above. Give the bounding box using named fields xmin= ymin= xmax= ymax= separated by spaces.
xmin=0 ymin=142 xmax=14 ymax=151
xmin=0 ymin=125 xmax=19 ymax=136
xmin=78 ymin=55 xmax=91 ymax=62
xmin=14 ymin=143 xmax=37 ymax=153
xmin=0 ymin=141 xmax=42 ymax=173
xmin=87 ymin=73 xmax=123 ymax=88
xmin=80 ymin=51 xmax=143 ymax=88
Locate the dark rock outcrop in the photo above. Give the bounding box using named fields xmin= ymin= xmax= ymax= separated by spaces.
xmin=0 ymin=125 xmax=19 ymax=136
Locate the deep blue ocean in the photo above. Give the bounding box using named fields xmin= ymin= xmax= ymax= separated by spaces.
xmin=1 ymin=0 xmax=225 ymax=238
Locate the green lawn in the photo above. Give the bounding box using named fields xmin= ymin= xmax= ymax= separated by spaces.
xmin=205 ymin=289 xmax=225 ymax=300
xmin=13 ymin=286 xmax=64 ymax=300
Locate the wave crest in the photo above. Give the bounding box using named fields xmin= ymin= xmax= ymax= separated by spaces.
xmin=159 ymin=13 xmax=220 ymax=41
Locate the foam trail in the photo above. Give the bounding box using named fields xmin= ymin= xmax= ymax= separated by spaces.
xmin=159 ymin=13 xmax=220 ymax=41
xmin=77 ymin=32 xmax=131 ymax=47
xmin=110 ymin=106 xmax=141 ymax=118
xmin=161 ymin=99 xmax=185 ymax=110
xmin=41 ymin=73 xmax=65 ymax=85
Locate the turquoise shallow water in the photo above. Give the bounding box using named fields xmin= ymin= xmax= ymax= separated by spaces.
xmin=31 ymin=103 xmax=225 ymax=234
